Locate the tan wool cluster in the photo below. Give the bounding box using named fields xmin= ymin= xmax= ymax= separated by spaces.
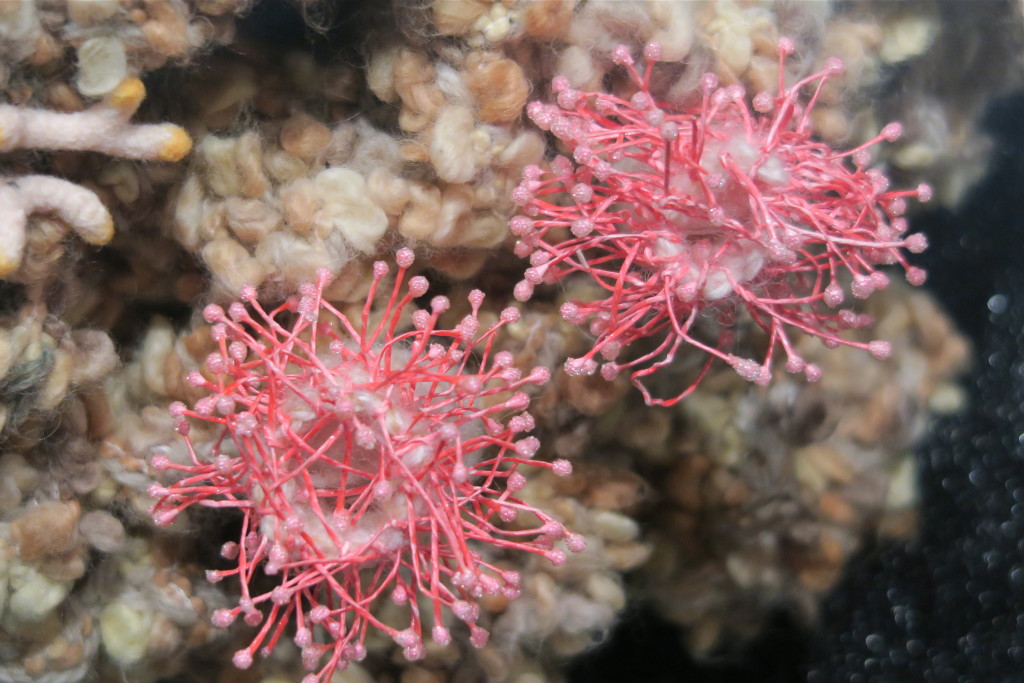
xmin=641 ymin=283 xmax=969 ymax=655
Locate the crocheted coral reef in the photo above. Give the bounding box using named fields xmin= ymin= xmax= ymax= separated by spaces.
xmin=0 ymin=0 xmax=1010 ymax=681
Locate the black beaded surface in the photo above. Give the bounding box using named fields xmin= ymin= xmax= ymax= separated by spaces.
xmin=804 ymin=90 xmax=1024 ymax=683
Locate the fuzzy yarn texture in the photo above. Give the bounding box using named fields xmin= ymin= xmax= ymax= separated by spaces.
xmin=0 ymin=1 xmax=1011 ymax=681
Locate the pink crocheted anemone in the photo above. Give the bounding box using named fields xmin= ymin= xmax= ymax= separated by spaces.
xmin=511 ymin=39 xmax=930 ymax=405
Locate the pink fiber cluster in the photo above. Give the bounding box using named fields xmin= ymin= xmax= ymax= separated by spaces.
xmin=148 ymin=249 xmax=579 ymax=682
xmin=511 ymin=39 xmax=931 ymax=405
